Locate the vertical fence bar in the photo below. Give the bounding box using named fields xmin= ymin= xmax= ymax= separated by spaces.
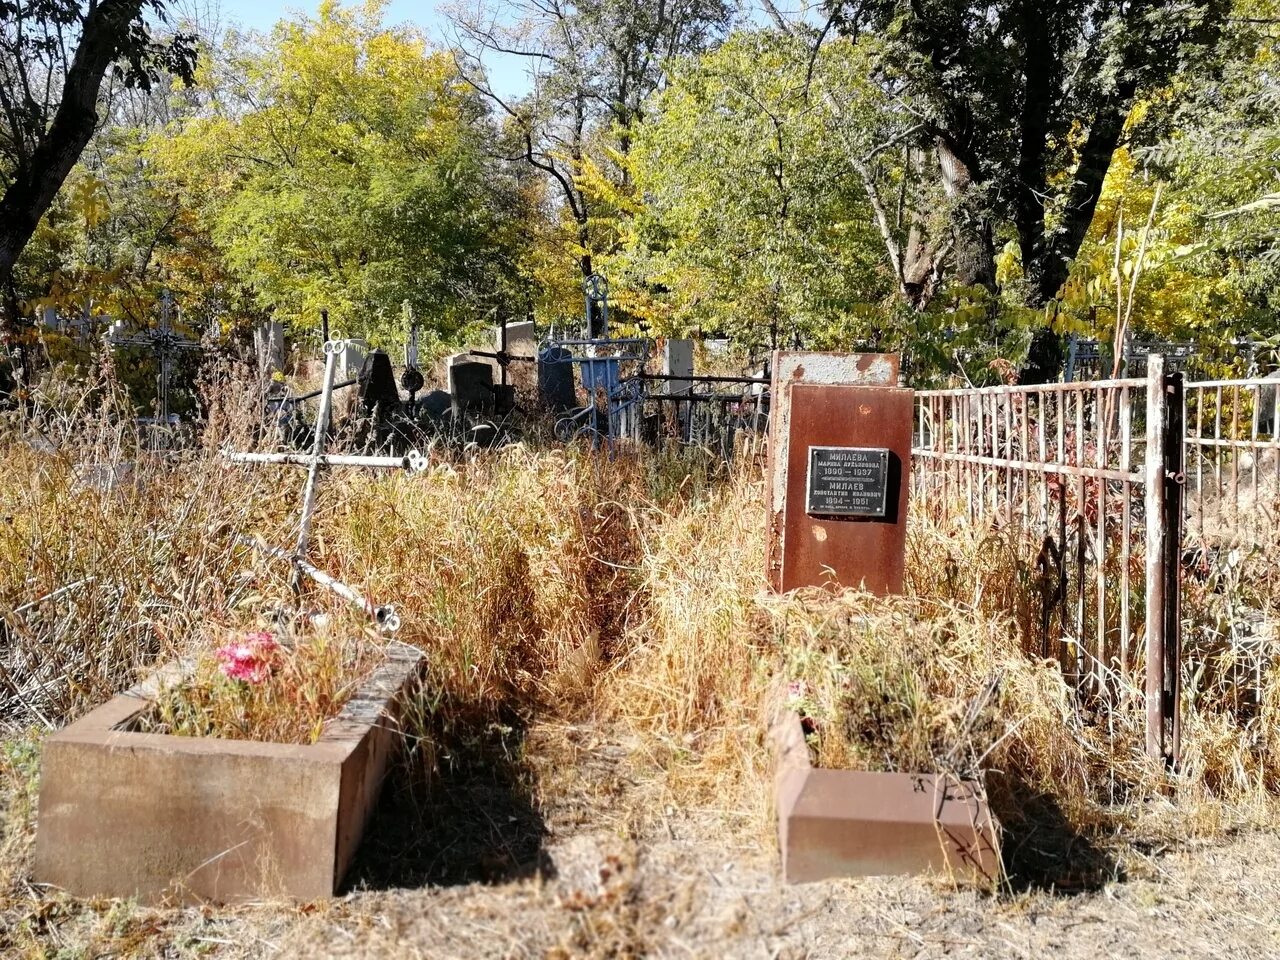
xmin=1215 ymin=385 xmax=1223 ymax=534
xmin=1164 ymin=368 xmax=1185 ymax=765
xmin=1095 ymin=384 xmax=1108 ymax=684
xmin=1250 ymin=384 xmax=1260 ymax=541
xmin=1232 ymin=385 xmax=1241 ymax=535
xmin=1021 ymin=394 xmax=1030 ymax=530
xmin=962 ymin=396 xmax=972 ymax=522
xmin=1194 ymin=386 xmax=1204 ymax=543
xmin=1075 ymin=389 xmax=1086 ymax=686
xmin=1004 ymin=391 xmax=1014 ymax=524
xmin=1145 ymin=354 xmax=1169 ymax=764
xmin=1038 ymin=392 xmax=1049 ymax=527
xmin=1120 ymin=385 xmax=1133 ymax=675
xmin=1273 ymin=384 xmax=1279 ymax=510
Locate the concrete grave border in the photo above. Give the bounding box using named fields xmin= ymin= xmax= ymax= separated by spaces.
xmin=34 ymin=641 xmax=426 ymax=904
xmin=771 ymin=709 xmax=1001 ymax=885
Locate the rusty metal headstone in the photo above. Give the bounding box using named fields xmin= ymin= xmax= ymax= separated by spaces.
xmin=766 ymin=351 xmax=913 ymax=595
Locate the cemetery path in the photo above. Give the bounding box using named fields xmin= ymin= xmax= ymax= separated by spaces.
xmin=3 ymin=723 xmax=1279 ymax=958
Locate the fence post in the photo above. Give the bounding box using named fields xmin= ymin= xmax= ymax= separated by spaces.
xmin=1162 ymin=367 xmax=1185 ymax=765
xmin=1144 ymin=354 xmax=1183 ymax=767
xmin=1144 ymin=355 xmax=1166 ymax=763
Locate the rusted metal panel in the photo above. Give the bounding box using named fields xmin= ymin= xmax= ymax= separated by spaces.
xmin=769 ymin=375 xmax=913 ymax=595
xmin=772 ymin=351 xmax=899 ymax=387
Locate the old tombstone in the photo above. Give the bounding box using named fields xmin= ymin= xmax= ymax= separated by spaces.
xmin=765 ymin=351 xmax=912 ymax=595
xmin=357 ymin=351 xmax=401 ymax=418
xmin=662 ymin=338 xmax=694 ymax=395
xmin=338 ymin=339 xmax=367 ymax=380
xmin=495 ymin=319 xmax=537 ymax=357
xmin=538 ymin=345 xmax=575 ymax=413
xmin=447 ymin=355 xmax=494 ymax=416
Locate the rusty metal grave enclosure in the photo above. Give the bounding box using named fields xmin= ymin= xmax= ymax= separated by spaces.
xmin=1183 ymin=375 xmax=1280 ymax=548
xmin=912 ymin=356 xmax=1185 ymax=764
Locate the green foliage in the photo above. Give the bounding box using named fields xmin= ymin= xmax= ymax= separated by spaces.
xmin=150 ymin=1 xmax=528 ymax=346
xmin=888 ymin=285 xmax=1039 ymax=387
xmin=606 ymin=32 xmax=895 ymax=355
xmin=828 ymin=0 xmax=1229 ymax=319
xmin=1042 ymin=2 xmax=1280 ymax=362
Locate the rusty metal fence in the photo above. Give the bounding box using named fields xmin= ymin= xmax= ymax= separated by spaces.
xmin=912 ymin=357 xmax=1183 ymax=764
xmin=1183 ymin=376 xmax=1280 ymax=547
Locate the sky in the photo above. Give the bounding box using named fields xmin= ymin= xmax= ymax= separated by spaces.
xmin=210 ymin=0 xmax=532 ymax=99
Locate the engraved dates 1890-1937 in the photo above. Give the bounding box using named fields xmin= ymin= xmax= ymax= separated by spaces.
xmin=805 ymin=446 xmax=890 ymax=518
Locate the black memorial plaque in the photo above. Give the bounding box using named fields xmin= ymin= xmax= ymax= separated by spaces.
xmin=805 ymin=446 xmax=890 ymax=518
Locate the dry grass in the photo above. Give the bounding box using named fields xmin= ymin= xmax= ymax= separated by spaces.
xmin=138 ymin=617 xmax=388 ymax=743
xmin=2 ymin=370 xmax=1280 ymax=954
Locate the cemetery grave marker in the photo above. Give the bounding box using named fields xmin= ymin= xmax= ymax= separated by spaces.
xmin=401 ymin=316 xmax=426 ymax=407
xmin=765 ymin=350 xmax=999 ymax=884
xmin=766 ymin=351 xmax=912 ymax=595
xmin=105 ymin=289 xmax=201 ymax=429
xmin=226 ymin=338 xmax=426 ymax=630
xmin=254 ymin=319 xmax=285 ymax=375
xmin=35 ymin=642 xmax=426 ymax=903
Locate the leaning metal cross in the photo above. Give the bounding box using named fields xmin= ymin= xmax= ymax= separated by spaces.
xmin=106 ymin=290 xmax=201 ymax=425
xmin=225 ymin=337 xmax=425 ymax=631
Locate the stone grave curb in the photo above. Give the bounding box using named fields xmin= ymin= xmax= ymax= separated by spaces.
xmin=34 ymin=641 xmax=426 ymax=904
xmin=771 ymin=708 xmax=1001 ymax=885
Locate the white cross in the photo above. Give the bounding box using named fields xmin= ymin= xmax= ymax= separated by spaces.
xmin=224 ymin=337 xmax=425 ymax=631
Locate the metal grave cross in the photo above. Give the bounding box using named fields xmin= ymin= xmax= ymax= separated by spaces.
xmin=106 ymin=290 xmax=201 ymax=425
xmin=225 ymin=337 xmax=426 ymax=631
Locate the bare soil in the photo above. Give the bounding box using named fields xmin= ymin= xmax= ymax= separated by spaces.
xmin=3 ymin=722 xmax=1278 ymax=959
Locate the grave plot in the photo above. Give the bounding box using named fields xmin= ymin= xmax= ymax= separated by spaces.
xmin=765 ymin=351 xmax=999 ymax=883
xmin=32 ymin=340 xmax=430 ymax=902
xmin=34 ymin=642 xmax=425 ymax=903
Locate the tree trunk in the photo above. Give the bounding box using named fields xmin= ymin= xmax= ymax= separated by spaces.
xmin=935 ymin=135 xmax=996 ymax=292
xmin=901 ymin=225 xmax=939 ymax=310
xmin=0 ymin=0 xmax=145 ymax=334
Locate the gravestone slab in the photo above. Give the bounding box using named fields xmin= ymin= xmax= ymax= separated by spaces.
xmin=448 ymin=357 xmax=494 ymax=415
xmin=538 ymin=345 xmax=575 ymax=413
xmin=254 ymin=321 xmax=285 ymax=374
xmin=496 ymin=320 xmax=537 ymax=357
xmin=766 ymin=352 xmax=912 ymax=595
xmin=357 ymin=351 xmax=401 ymax=416
xmin=662 ymin=339 xmax=694 ymax=396
xmin=339 ymin=340 xmax=367 ymax=380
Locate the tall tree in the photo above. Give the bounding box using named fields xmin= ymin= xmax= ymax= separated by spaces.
xmin=0 ymin=0 xmax=196 ymax=330
xmin=152 ymin=2 xmax=528 ymax=346
xmin=448 ymin=0 xmax=733 ymax=332
xmin=825 ymin=0 xmax=1228 ymax=377
xmin=610 ymin=32 xmax=895 ymax=353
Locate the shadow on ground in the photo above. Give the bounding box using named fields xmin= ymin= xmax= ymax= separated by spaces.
xmin=987 ymin=773 xmax=1122 ymax=894
xmin=343 ymin=706 xmax=552 ymax=892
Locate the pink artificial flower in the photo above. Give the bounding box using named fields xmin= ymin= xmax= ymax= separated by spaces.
xmin=215 ymin=631 xmax=281 ymax=684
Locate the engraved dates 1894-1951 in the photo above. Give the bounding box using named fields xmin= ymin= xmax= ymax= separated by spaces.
xmin=805 ymin=446 xmax=890 ymax=518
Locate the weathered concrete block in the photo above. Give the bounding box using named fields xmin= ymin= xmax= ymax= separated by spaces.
xmin=34 ymin=643 xmax=425 ymax=903
xmin=772 ymin=712 xmax=1000 ymax=885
